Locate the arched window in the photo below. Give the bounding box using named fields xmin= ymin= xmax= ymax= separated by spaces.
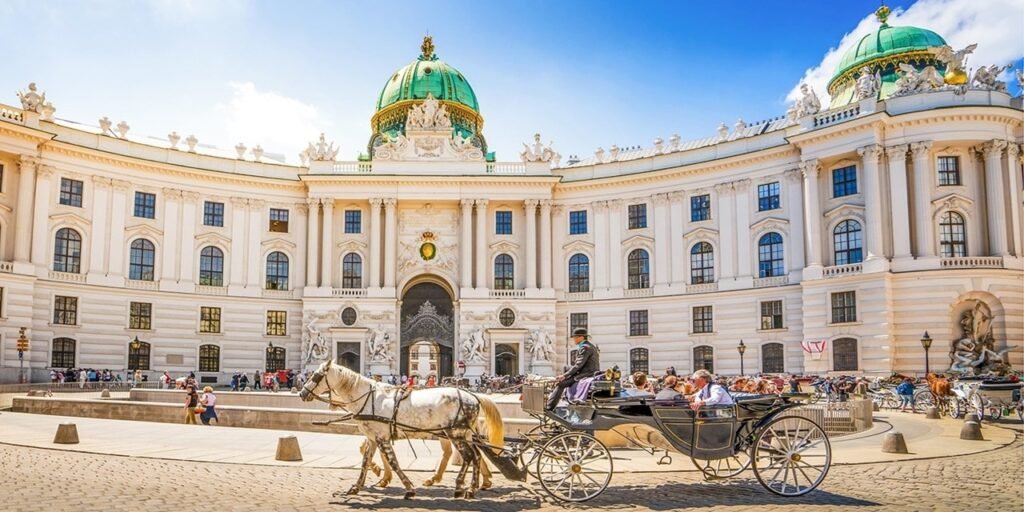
xmin=693 ymin=345 xmax=714 ymax=373
xmin=198 ymin=345 xmax=220 ymax=372
xmin=757 ymin=233 xmax=785 ymax=278
xmin=833 ymin=220 xmax=863 ymax=265
xmin=493 ymin=254 xmax=514 ymax=290
xmin=690 ymin=242 xmax=714 ymax=284
xmin=342 ymin=253 xmax=362 ymax=288
xmin=265 ymin=346 xmax=286 ymax=372
xmin=761 ymin=343 xmax=784 ymax=374
xmin=627 ymin=249 xmax=650 ymax=289
xmin=129 ymin=239 xmax=156 ymax=281
xmin=265 ymin=251 xmax=290 ymax=290
xmin=53 ymin=228 xmax=82 ymax=273
xmin=630 ymin=347 xmax=649 ymax=375
xmin=939 ymin=212 xmax=966 ymax=258
xmin=568 ymin=253 xmax=590 ymax=293
xmin=199 ymin=246 xmax=224 ymax=286
xmin=128 ymin=340 xmax=151 ymax=371
xmin=51 ymin=338 xmax=76 ymax=368
xmin=833 ymin=338 xmax=858 ymax=372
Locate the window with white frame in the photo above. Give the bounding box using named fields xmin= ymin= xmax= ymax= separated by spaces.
xmin=938 ymin=211 xmax=966 ymax=258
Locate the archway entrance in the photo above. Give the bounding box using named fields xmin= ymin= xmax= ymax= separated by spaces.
xmin=400 ymin=281 xmax=455 ymax=379
xmin=337 ymin=342 xmax=360 ymax=373
xmin=495 ymin=343 xmax=519 ymax=376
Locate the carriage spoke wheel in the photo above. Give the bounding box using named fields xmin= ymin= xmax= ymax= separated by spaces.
xmin=692 ymin=449 xmax=752 ymax=480
xmin=536 ymin=432 xmax=612 ymax=502
xmin=752 ymin=416 xmax=831 ymax=497
xmin=950 ymin=397 xmax=963 ymax=419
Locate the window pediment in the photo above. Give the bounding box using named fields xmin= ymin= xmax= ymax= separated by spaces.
xmin=562 ymin=239 xmax=594 ymax=253
xmin=749 ymin=216 xmax=789 ymax=233
xmin=262 ymin=237 xmax=297 ymax=250
xmin=195 ymin=231 xmax=231 ymax=247
xmin=621 ymin=234 xmax=654 ymax=247
xmin=489 ymin=240 xmax=520 ymax=253
xmin=50 ymin=211 xmax=91 ymax=228
xmin=823 ymin=203 xmax=864 ymax=219
xmin=931 ymin=192 xmax=973 ymax=212
xmin=683 ymin=226 xmax=719 ymax=241
xmin=125 ymin=223 xmax=164 ymax=239
xmin=337 ymin=239 xmax=367 ymax=253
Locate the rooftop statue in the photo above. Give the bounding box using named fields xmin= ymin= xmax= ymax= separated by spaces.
xmin=16 ymin=82 xmax=45 ymax=113
xmin=305 ymin=133 xmax=339 ymax=162
xmin=892 ymin=63 xmax=944 ymax=96
xmin=1017 ymin=69 xmax=1024 ymax=95
xmin=98 ymin=116 xmax=113 ymax=136
xmin=406 ymin=93 xmax=452 ymax=131
xmin=935 ymin=43 xmax=977 ymax=85
xmin=854 ymin=66 xmax=882 ymax=100
xmin=520 ymin=133 xmax=560 ymax=163
xmin=794 ymin=83 xmax=821 ymax=117
xmin=970 ymin=64 xmax=1010 ymax=93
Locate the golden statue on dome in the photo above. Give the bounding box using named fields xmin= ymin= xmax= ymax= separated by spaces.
xmin=420 ymin=35 xmax=435 ymax=60
xmin=874 ymin=5 xmax=891 ymax=25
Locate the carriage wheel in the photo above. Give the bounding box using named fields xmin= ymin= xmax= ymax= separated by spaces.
xmin=522 ymin=423 xmax=565 ymax=479
xmin=912 ymin=391 xmax=933 ymax=413
xmin=691 ymin=449 xmax=752 ymax=480
xmin=536 ymin=432 xmax=613 ymax=502
xmin=987 ymin=407 xmax=1002 ymax=422
xmin=949 ymin=397 xmax=963 ymax=419
xmin=752 ymin=416 xmax=831 ymax=497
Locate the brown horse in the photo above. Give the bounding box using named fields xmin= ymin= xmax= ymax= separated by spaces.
xmin=927 ymin=373 xmax=952 ymax=414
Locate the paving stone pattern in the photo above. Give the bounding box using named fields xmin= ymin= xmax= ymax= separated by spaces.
xmin=2 ymin=434 xmax=1021 ymax=512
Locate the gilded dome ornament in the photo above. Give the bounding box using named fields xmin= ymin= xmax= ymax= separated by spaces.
xmin=420 ymin=36 xmax=436 ymax=61
xmin=875 ymin=5 xmax=891 ymax=25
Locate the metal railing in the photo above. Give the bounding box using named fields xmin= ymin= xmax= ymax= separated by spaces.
xmin=0 ymin=381 xmax=165 ymax=394
xmin=788 ymin=398 xmax=873 ymax=435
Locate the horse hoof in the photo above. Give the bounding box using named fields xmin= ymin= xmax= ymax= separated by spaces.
xmin=422 ymin=479 xmax=436 ymax=487
xmin=404 ymin=491 xmax=416 ymax=500
xmin=454 ymin=490 xmax=465 ymax=499
xmin=370 ymin=466 xmax=381 ymax=477
xmin=465 ymin=491 xmax=476 ymax=499
xmin=375 ymin=479 xmax=390 ymax=488
xmin=345 ymin=486 xmax=360 ymax=496
xmin=481 ymin=481 xmax=492 ymax=490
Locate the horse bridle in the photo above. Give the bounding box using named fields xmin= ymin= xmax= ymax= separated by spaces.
xmin=300 ymin=364 xmax=375 ymax=415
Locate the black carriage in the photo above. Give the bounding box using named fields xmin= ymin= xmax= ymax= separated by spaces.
xmin=497 ymin=381 xmax=831 ymax=502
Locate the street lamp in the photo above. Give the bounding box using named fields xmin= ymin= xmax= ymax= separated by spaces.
xmin=16 ymin=327 xmax=29 ymax=384
xmin=267 ymin=341 xmax=274 ymax=353
xmin=130 ymin=336 xmax=141 ymax=350
xmin=737 ymin=339 xmax=747 ymax=376
xmin=920 ymin=331 xmax=933 ymax=376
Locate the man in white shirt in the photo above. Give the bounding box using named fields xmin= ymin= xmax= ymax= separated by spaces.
xmin=688 ymin=369 xmax=734 ymax=411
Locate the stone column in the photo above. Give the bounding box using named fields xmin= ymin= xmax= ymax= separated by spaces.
xmin=246 ymin=199 xmax=264 ymax=288
xmin=593 ymin=201 xmax=609 ymax=290
xmin=653 ymin=193 xmax=670 ymax=288
xmin=524 ymin=199 xmax=538 ymax=289
xmin=29 ymin=165 xmax=54 ymax=267
xmin=179 ymin=192 xmax=199 ymax=283
xmin=857 ymin=144 xmax=885 ymax=264
xmin=979 ymin=140 xmax=1009 ymax=256
xmin=964 ymin=151 xmax=986 ymax=257
xmin=1006 ymin=144 xmax=1022 ymax=257
xmin=383 ymin=198 xmax=398 ymax=288
xmin=607 ymin=200 xmax=623 ymax=289
xmin=160 ymin=189 xmax=181 ymax=282
xmin=782 ymin=169 xmax=805 ymax=273
xmin=107 ymin=179 xmax=129 ymax=277
xmin=474 ymin=199 xmax=489 ymax=289
xmin=886 ymin=144 xmax=912 ymax=259
xmin=321 ymin=199 xmax=334 ymax=288
xmin=550 ymin=204 xmax=566 ymax=290
xmin=910 ymin=142 xmax=936 ymax=258
xmin=306 ymin=198 xmax=320 ymax=287
xmin=368 ymin=198 xmax=383 ymax=288
xmin=733 ymin=179 xmax=752 ymax=279
xmin=460 ymin=199 xmax=474 ymax=289
xmin=668 ymin=191 xmax=686 ymax=286
xmin=800 ymin=160 xmax=823 ymax=273
xmin=14 ymin=156 xmax=37 ymax=263
xmin=228 ymin=198 xmax=248 ymax=288
xmin=539 ymin=200 xmax=553 ymax=289
xmin=715 ymin=182 xmax=736 ymax=279
xmin=88 ymin=177 xmax=111 ymax=275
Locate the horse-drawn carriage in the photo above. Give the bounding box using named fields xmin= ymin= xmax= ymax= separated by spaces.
xmin=299 ymin=362 xmax=831 ymax=502
xmin=949 ymin=377 xmax=1024 ymax=422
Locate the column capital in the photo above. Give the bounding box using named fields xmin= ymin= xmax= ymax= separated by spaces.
xmin=182 ymin=191 xmax=201 ymax=203
xmin=230 ymin=197 xmax=249 ymax=208
xmin=652 ymin=192 xmax=670 ymax=205
xmin=798 ymin=159 xmax=820 ymax=179
xmin=369 ymin=197 xmax=384 ymax=208
xmin=1005 ymin=143 xmax=1019 ymax=159
xmin=161 ymin=187 xmax=183 ymax=198
xmin=36 ymin=164 xmax=55 ymax=178
xmin=460 ymin=198 xmax=475 ymax=208
xmin=713 ymin=181 xmax=733 ymax=194
xmin=607 ymin=199 xmax=624 ymax=209
xmin=783 ymin=168 xmax=803 ymax=183
xmin=539 ymin=199 xmax=553 ymax=210
xmin=306 ymin=197 xmax=320 ymax=209
xmin=857 ymin=144 xmax=884 ymax=163
xmin=383 ymin=197 xmax=397 ymax=208
xmin=975 ymin=139 xmax=1008 ymax=158
xmin=524 ymin=199 xmax=540 ymax=209
xmin=593 ymin=200 xmax=608 ymax=212
xmin=551 ymin=203 xmax=565 ymax=215
xmin=91 ymin=175 xmax=112 ymax=188
xmin=910 ymin=141 xmax=933 ymax=158
xmin=320 ymin=198 xmax=335 ymax=211
xmin=294 ymin=203 xmax=309 ymax=215
xmin=732 ymin=178 xmax=751 ymax=192
xmin=474 ymin=198 xmax=489 ymax=207
xmin=668 ymin=190 xmax=687 ymax=201
xmin=248 ymin=198 xmax=265 ymax=209
xmin=885 ymin=144 xmax=909 ymax=161
xmin=111 ymin=178 xmax=131 ymax=191
xmin=18 ymin=155 xmax=40 ymax=170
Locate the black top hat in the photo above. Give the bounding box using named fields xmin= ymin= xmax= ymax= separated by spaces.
xmin=571 ymin=328 xmax=589 ymax=338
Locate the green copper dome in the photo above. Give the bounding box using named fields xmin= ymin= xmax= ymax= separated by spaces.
xmin=375 ymin=38 xmax=479 ymax=113
xmin=830 ymin=24 xmax=946 ymax=87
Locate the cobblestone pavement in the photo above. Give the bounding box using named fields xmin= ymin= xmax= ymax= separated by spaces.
xmin=2 ymin=432 xmax=1021 ymax=512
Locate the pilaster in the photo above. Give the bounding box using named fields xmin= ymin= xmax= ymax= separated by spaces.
xmin=800 ymin=159 xmax=823 ymax=279
xmin=13 ymin=155 xmax=37 ymax=266
xmin=910 ymin=141 xmax=936 ymax=259
xmin=524 ymin=199 xmax=538 ymax=289
xmin=886 ymin=144 xmax=912 ymax=259
xmin=539 ymin=199 xmax=553 ymax=290
xmin=857 ymin=144 xmax=888 ymax=272
xmin=474 ymin=199 xmax=488 ymax=290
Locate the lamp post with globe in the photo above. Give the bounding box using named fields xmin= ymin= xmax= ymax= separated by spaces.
xmin=920 ymin=331 xmax=933 ymax=376
xmin=738 ymin=340 xmax=747 ymax=376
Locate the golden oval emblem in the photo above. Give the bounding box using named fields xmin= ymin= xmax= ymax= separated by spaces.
xmin=419 ymin=242 xmax=436 ymax=261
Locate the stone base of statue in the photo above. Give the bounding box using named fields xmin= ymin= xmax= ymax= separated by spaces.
xmin=369 ymin=362 xmax=392 ymax=377
xmin=531 ymin=361 xmax=555 ymax=377
xmin=463 ymin=361 xmax=486 ymax=381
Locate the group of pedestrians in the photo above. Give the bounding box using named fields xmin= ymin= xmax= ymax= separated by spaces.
xmin=183 ymin=385 xmax=218 ymax=425
xmin=50 ymin=368 xmax=151 ymax=388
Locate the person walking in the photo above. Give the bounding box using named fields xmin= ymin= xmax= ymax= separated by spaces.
xmin=546 ymin=328 xmax=600 ymax=411
xmin=254 ymin=370 xmax=262 ymax=390
xmin=239 ymin=372 xmax=249 ymax=391
xmin=896 ymin=378 xmax=916 ymax=413
xmin=199 ymin=386 xmax=218 ymax=425
xmin=184 ymin=386 xmax=199 ymax=425
xmin=78 ymin=369 xmax=87 ymax=389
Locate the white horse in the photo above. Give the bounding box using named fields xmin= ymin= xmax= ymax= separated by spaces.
xmin=300 ymin=361 xmax=502 ymax=499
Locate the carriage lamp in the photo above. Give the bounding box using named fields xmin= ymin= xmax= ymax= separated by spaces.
xmin=130 ymin=336 xmax=141 ymax=350
xmin=920 ymin=332 xmax=933 ymax=376
xmin=737 ymin=340 xmax=747 ymax=376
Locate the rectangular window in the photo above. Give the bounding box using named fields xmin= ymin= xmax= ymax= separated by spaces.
xmin=690 ymin=194 xmax=711 ymax=222
xmin=344 ymin=210 xmax=362 ymax=234
xmin=59 ymin=178 xmax=84 ymax=207
xmin=203 ymin=201 xmax=224 ymax=227
xmin=570 ymin=312 xmax=588 ymax=334
xmin=199 ymin=306 xmax=221 ymax=334
xmin=760 ymin=300 xmax=784 ymax=330
xmin=627 ymin=203 xmax=647 ymax=229
xmin=831 ymin=291 xmax=857 ymax=324
xmin=832 ymin=165 xmax=858 ymax=197
xmin=937 ymin=156 xmax=961 ymax=186
xmin=628 ymin=310 xmax=649 ymax=336
xmin=693 ymin=305 xmax=713 ymax=334
xmin=269 ymin=208 xmax=289 ymax=233
xmin=198 ymin=345 xmax=220 ymax=372
xmin=495 ymin=211 xmax=513 ymax=235
xmin=266 ymin=310 xmax=287 ymax=336
xmin=569 ymin=210 xmax=588 ymax=235
xmin=757 ymin=182 xmax=780 ymax=211
xmin=129 ymin=302 xmax=152 ymax=330
xmin=134 ymin=191 xmax=156 ymax=219
xmin=53 ymin=296 xmax=78 ymax=325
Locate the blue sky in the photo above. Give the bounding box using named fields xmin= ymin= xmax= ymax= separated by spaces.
xmin=1 ymin=0 xmax=1020 ymax=164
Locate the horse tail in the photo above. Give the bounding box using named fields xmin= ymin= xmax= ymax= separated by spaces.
xmin=476 ymin=394 xmax=505 ymax=455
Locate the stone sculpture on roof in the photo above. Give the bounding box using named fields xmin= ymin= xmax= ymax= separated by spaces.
xmin=406 ymin=93 xmax=452 ymax=130
xmin=520 ymin=133 xmax=560 ymax=164
xmin=892 ymin=63 xmax=944 ymax=96
xmin=16 ymin=82 xmax=45 ymax=112
xmin=970 ymin=64 xmax=1010 ymax=93
xmin=935 ymin=43 xmax=977 ymax=85
xmin=305 ymin=133 xmax=339 ymax=162
xmin=794 ymin=83 xmax=821 ymax=117
xmin=854 ymin=66 xmax=882 ymax=100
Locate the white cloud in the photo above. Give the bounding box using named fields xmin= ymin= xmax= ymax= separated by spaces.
xmin=787 ymin=0 xmax=1024 ymax=105
xmin=218 ymin=82 xmax=328 ymax=163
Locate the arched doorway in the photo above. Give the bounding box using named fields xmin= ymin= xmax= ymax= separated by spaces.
xmin=495 ymin=343 xmax=519 ymax=376
xmin=400 ymin=281 xmax=455 ymax=379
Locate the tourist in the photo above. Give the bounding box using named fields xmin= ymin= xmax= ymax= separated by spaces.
xmin=230 ymin=373 xmax=238 ymax=392
xmin=78 ymin=369 xmax=87 ymax=389
xmin=49 ymin=369 xmax=57 ymax=383
xmin=199 ymin=386 xmax=218 ymax=425
xmin=426 ymin=375 xmax=437 ymax=388
xmin=57 ymin=370 xmax=65 ymax=384
xmin=688 ymin=369 xmax=734 ymax=411
xmin=789 ymin=375 xmax=801 ymax=393
xmin=632 ymin=372 xmax=654 ymax=393
xmin=184 ymin=386 xmax=199 ymax=425
xmin=239 ymin=372 xmax=249 ymax=391
xmin=133 ymin=369 xmax=143 ymax=387
xmin=655 ymin=376 xmax=683 ymax=401
xmin=296 ymin=371 xmax=307 ymax=389
xmin=254 ymin=370 xmax=262 ymax=390
xmin=896 ymin=378 xmax=916 ymax=413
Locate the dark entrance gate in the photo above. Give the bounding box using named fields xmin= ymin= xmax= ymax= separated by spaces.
xmin=400 ymin=282 xmax=455 ymax=379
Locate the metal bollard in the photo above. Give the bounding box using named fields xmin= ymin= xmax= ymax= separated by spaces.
xmin=881 ymin=431 xmax=909 ymax=454
xmin=275 ymin=435 xmax=303 ymax=461
xmin=53 ymin=423 xmax=80 ymax=444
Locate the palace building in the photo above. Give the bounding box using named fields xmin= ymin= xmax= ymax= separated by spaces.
xmin=0 ymin=11 xmax=1021 ymax=383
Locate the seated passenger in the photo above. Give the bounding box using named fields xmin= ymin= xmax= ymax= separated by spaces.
xmin=632 ymin=372 xmax=654 ymax=393
xmin=688 ymin=369 xmax=734 ymax=411
xmin=655 ymin=376 xmax=683 ymax=401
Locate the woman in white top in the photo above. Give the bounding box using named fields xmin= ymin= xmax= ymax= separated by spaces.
xmin=199 ymin=386 xmax=218 ymax=425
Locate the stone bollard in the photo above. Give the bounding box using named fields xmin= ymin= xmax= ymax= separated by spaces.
xmin=925 ymin=406 xmax=940 ymax=419
xmin=53 ymin=423 xmax=80 ymax=444
xmin=881 ymin=431 xmax=909 ymax=454
xmin=100 ymin=389 xmax=110 ymax=398
xmin=275 ymin=436 xmax=303 ymax=461
xmin=960 ymin=414 xmax=984 ymax=441
xmin=872 ymin=402 xmax=880 ymax=412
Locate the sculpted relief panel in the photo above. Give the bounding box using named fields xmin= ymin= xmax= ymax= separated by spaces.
xmin=396 ymin=203 xmax=460 ymax=281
